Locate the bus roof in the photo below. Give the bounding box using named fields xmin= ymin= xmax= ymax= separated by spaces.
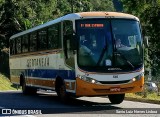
xmin=77 ymin=12 xmax=138 ymax=19
xmin=10 ymin=12 xmax=139 ymax=40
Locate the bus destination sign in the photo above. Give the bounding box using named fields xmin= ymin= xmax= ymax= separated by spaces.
xmin=80 ymin=24 xmax=104 ymax=28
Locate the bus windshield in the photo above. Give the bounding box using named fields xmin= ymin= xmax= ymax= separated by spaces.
xmin=76 ymin=19 xmax=143 ymax=72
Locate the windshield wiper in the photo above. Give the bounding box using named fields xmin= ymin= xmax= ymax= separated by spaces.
xmin=114 ymin=51 xmax=135 ymax=69
xmin=96 ymin=45 xmax=108 ymax=66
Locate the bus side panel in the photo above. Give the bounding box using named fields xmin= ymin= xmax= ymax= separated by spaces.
xmin=10 ymin=50 xmax=76 ymax=93
xmin=10 ymin=57 xmax=22 ymax=85
xmin=56 ymin=50 xmax=76 ymax=93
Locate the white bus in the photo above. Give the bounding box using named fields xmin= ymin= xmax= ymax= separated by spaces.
xmin=10 ymin=12 xmax=144 ymax=104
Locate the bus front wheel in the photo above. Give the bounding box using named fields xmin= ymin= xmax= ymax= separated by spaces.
xmin=56 ymin=82 xmax=69 ymax=102
xmin=108 ymin=94 xmax=125 ymax=104
xmin=57 ymin=85 xmax=68 ymax=103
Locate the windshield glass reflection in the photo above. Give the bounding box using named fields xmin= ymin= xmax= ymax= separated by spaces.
xmin=112 ymin=20 xmax=143 ymax=68
xmin=76 ymin=19 xmax=143 ymax=72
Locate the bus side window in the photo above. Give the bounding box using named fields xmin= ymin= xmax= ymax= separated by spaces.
xmin=48 ymin=23 xmax=61 ymax=49
xmin=10 ymin=39 xmax=15 ymax=55
xmin=30 ymin=32 xmax=37 ymax=51
xmin=63 ymin=21 xmax=75 ymax=69
xmin=38 ymin=29 xmax=47 ymax=50
xmin=16 ymin=37 xmax=22 ymax=54
xmin=22 ymin=35 xmax=29 ymax=53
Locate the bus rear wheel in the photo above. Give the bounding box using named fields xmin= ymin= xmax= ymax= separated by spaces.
xmin=22 ymin=78 xmax=37 ymax=95
xmin=108 ymin=94 xmax=125 ymax=104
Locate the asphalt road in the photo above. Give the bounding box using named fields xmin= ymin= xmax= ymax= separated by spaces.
xmin=0 ymin=90 xmax=160 ymax=117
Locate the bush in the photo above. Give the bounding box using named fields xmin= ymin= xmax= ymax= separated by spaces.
xmin=0 ymin=48 xmax=10 ymax=77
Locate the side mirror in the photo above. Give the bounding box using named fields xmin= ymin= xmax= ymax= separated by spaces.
xmin=144 ymin=36 xmax=149 ymax=48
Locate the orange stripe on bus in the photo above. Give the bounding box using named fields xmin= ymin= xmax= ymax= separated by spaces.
xmin=71 ymin=82 xmax=76 ymax=90
xmin=10 ymin=77 xmax=19 ymax=84
xmin=65 ymin=82 xmax=70 ymax=90
xmin=27 ymin=78 xmax=54 ymax=88
xmin=65 ymin=81 xmax=76 ymax=90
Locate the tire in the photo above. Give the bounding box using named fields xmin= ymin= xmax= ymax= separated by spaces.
xmin=22 ymin=78 xmax=37 ymax=95
xmin=108 ymin=94 xmax=125 ymax=104
xmin=56 ymin=83 xmax=69 ymax=102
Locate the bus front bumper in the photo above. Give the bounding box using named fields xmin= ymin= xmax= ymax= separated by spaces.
xmin=76 ymin=77 xmax=144 ymax=96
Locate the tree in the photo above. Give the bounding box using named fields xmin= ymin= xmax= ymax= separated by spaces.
xmin=90 ymin=0 xmax=114 ymax=11
xmin=121 ymin=0 xmax=160 ymax=82
xmin=0 ymin=0 xmax=22 ymax=48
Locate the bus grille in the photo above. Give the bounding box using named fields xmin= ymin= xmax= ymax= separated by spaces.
xmin=99 ymin=80 xmax=130 ymax=84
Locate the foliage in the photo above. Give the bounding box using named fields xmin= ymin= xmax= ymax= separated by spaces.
xmin=121 ymin=0 xmax=160 ymax=81
xmin=0 ymin=48 xmax=9 ymax=76
xmin=126 ymin=92 xmax=160 ymax=101
xmin=90 ymin=0 xmax=115 ymax=11
xmin=0 ymin=0 xmax=22 ymax=48
xmin=0 ymin=74 xmax=17 ymax=91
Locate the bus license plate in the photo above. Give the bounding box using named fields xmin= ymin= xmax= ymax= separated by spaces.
xmin=110 ymin=87 xmax=121 ymax=92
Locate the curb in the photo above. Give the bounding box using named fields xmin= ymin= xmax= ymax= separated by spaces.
xmin=125 ymin=97 xmax=160 ymax=104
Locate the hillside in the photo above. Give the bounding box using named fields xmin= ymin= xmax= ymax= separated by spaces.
xmin=0 ymin=74 xmax=17 ymax=91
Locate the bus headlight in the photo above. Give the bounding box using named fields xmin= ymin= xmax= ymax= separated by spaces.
xmin=79 ymin=75 xmax=101 ymax=84
xmin=130 ymin=73 xmax=144 ymax=82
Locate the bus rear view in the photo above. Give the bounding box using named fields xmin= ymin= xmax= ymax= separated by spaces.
xmin=75 ymin=12 xmax=144 ymax=104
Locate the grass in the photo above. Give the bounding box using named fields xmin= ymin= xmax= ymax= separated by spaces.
xmin=0 ymin=74 xmax=18 ymax=91
xmin=126 ymin=92 xmax=160 ymax=101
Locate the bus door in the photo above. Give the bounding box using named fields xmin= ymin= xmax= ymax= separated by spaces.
xmin=63 ymin=21 xmax=75 ymax=69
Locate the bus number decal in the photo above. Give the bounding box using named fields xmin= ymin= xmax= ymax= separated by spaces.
xmin=113 ymin=75 xmax=118 ymax=78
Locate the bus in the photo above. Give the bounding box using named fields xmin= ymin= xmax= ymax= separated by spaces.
xmin=9 ymin=12 xmax=144 ymax=104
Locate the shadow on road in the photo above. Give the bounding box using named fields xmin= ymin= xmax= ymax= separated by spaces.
xmin=0 ymin=91 xmax=122 ymax=114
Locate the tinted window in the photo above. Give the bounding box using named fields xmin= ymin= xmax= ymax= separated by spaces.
xmin=30 ymin=32 xmax=37 ymax=51
xmin=10 ymin=39 xmax=16 ymax=55
xmin=48 ymin=23 xmax=61 ymax=49
xmin=76 ymin=19 xmax=143 ymax=72
xmin=16 ymin=37 xmax=21 ymax=54
xmin=38 ymin=29 xmax=47 ymax=50
xmin=76 ymin=19 xmax=112 ymax=67
xmin=63 ymin=21 xmax=75 ymax=69
xmin=22 ymin=35 xmax=29 ymax=53
xmin=112 ymin=20 xmax=143 ymax=67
